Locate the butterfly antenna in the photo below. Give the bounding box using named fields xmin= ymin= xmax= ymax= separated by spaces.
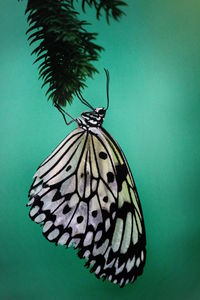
xmin=75 ymin=90 xmax=95 ymax=111
xmin=54 ymin=103 xmax=76 ymax=125
xmin=104 ymin=68 xmax=110 ymax=110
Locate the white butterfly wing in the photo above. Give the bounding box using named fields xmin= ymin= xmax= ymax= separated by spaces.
xmin=28 ymin=126 xmax=146 ymax=287
xmin=88 ymin=128 xmax=146 ymax=286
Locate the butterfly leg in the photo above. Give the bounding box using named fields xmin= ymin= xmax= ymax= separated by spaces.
xmin=75 ymin=90 xmax=95 ymax=111
xmin=54 ymin=103 xmax=76 ymax=125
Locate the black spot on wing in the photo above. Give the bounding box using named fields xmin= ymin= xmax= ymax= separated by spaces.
xmin=99 ymin=151 xmax=107 ymax=159
xmin=103 ymin=196 xmax=108 ymax=203
xmin=92 ymin=210 xmax=98 ymax=218
xmin=107 ymin=172 xmax=114 ymax=183
xmin=63 ymin=205 xmax=71 ymax=214
xmin=115 ymin=164 xmax=128 ymax=192
xmin=66 ymin=165 xmax=72 ymax=171
xmin=77 ymin=216 xmax=84 ymax=223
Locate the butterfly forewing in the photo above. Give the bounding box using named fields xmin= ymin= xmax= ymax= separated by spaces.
xmin=28 ymin=124 xmax=146 ymax=287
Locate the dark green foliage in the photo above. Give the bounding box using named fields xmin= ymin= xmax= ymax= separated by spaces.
xmin=71 ymin=0 xmax=127 ymax=22
xmin=23 ymin=0 xmax=127 ymax=106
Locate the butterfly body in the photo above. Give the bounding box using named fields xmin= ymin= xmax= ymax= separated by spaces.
xmin=77 ymin=107 xmax=106 ymax=129
xmin=28 ymin=106 xmax=146 ymax=287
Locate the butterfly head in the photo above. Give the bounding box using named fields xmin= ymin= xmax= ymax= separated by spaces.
xmin=78 ymin=107 xmax=106 ymax=129
xmin=95 ymin=107 xmax=106 ymax=117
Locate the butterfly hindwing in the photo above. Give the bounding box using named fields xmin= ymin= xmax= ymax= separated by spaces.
xmin=28 ymin=126 xmax=146 ymax=287
xmin=98 ymin=128 xmax=146 ymax=285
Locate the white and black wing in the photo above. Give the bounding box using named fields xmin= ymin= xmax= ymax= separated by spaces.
xmin=87 ymin=128 xmax=146 ymax=286
xmin=28 ymin=127 xmax=146 ymax=287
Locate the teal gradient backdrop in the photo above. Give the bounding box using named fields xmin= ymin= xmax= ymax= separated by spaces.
xmin=1 ymin=1 xmax=200 ymax=299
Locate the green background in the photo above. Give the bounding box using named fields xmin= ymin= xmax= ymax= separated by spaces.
xmin=1 ymin=1 xmax=200 ymax=299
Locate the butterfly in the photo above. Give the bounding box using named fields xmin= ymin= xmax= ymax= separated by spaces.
xmin=27 ymin=70 xmax=146 ymax=287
